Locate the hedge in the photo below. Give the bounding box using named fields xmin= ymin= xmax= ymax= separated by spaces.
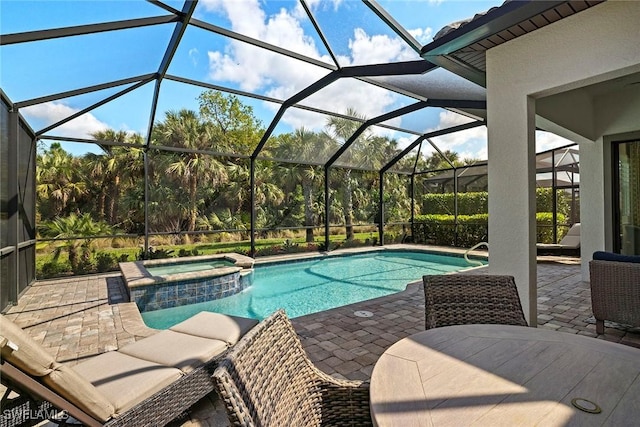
xmin=413 ymin=214 xmax=488 ymax=247
xmin=421 ymin=192 xmax=488 ymax=215
xmin=413 ymin=212 xmax=567 ymax=247
xmin=422 ymin=188 xmax=570 ymax=216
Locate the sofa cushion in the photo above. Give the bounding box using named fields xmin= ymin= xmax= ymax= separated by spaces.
xmin=43 ymin=364 xmax=115 ymax=422
xmin=169 ymin=312 xmax=258 ymax=345
xmin=0 ymin=316 xmax=57 ymax=376
xmin=72 ymin=351 xmax=182 ymax=416
xmin=593 ymin=251 xmax=640 ymax=263
xmin=118 ymin=330 xmax=227 ymax=372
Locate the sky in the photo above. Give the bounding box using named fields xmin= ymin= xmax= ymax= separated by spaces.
xmin=0 ymin=0 xmax=572 ymax=160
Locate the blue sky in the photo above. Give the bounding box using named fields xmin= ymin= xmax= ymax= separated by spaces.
xmin=1 ymin=0 xmax=570 ymax=159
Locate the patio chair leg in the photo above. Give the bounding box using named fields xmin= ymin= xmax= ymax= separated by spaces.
xmin=596 ymin=319 xmax=605 ymax=335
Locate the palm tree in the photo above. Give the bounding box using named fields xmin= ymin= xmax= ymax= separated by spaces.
xmin=86 ymin=130 xmax=144 ymax=225
xmin=152 ymin=109 xmax=228 ymax=238
xmin=39 ymin=213 xmax=114 ymax=272
xmin=324 ymin=109 xmax=368 ymax=240
xmin=273 ymin=128 xmax=330 ymax=242
xmin=36 ymin=143 xmax=86 ymax=218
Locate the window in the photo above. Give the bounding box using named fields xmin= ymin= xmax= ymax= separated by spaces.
xmin=614 ymin=140 xmax=640 ymax=255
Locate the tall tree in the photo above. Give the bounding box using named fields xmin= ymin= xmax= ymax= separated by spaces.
xmin=36 ymin=143 xmax=86 ymax=218
xmin=86 ymin=130 xmax=144 ymax=225
xmin=197 ymin=91 xmax=263 ymax=155
xmin=153 ymin=109 xmax=228 ymax=238
xmin=274 ymin=128 xmax=332 ymax=242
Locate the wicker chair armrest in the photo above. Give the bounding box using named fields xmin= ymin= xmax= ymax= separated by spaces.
xmin=308 ymin=363 xmax=367 ymax=389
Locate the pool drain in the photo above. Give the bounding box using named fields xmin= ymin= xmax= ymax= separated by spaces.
xmin=354 ymin=310 xmax=373 ymax=318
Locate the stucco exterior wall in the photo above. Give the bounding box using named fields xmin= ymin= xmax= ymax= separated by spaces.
xmin=485 ymin=0 xmax=640 ymax=323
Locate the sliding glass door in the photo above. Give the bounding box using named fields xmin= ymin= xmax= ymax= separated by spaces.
xmin=614 ymin=140 xmax=640 ymax=255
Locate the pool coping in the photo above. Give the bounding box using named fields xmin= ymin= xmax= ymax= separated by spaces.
xmin=120 ymin=252 xmax=255 ymax=288
xmin=253 ymin=244 xmax=488 ymax=268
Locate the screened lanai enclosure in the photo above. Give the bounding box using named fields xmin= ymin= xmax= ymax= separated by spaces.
xmin=1 ymin=0 xmax=580 ymax=309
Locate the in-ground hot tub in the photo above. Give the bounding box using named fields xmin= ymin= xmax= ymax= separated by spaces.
xmin=120 ymin=253 xmax=254 ymax=312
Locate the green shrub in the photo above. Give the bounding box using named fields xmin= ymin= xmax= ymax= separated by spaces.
xmin=413 ymin=214 xmax=488 ymax=247
xmin=423 ymin=189 xmax=570 ymax=217
xmin=95 ymin=252 xmax=117 ymax=273
xmin=414 ymin=212 xmax=568 ymax=247
xmin=73 ymin=253 xmax=95 ymax=275
xmin=39 ymin=261 xmax=70 ymax=278
xmin=536 ymin=212 xmax=567 ymax=243
xmin=422 ymin=192 xmax=488 ymax=215
xmin=138 ymin=247 xmax=175 ymax=260
xmin=178 ymin=248 xmax=199 ymax=257
xmin=340 ymin=239 xmax=366 ymax=249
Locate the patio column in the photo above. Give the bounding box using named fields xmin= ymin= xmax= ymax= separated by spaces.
xmin=486 ymin=87 xmax=537 ymax=326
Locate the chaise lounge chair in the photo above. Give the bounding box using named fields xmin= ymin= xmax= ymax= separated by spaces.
xmin=0 ymin=312 xmax=258 ymax=427
xmin=536 ymin=222 xmax=581 ymax=256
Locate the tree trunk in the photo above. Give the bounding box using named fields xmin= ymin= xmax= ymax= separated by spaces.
xmin=303 ymin=181 xmax=314 ymax=243
xmin=68 ymin=245 xmax=78 ymax=272
xmin=188 ymin=175 xmax=198 ymax=232
xmin=108 ymin=176 xmax=120 ymax=224
xmin=343 ymin=170 xmax=354 ymax=240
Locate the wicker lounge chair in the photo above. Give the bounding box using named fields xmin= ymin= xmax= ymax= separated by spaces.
xmin=589 ymin=251 xmax=640 ymax=334
xmin=213 ymin=310 xmax=372 ymax=427
xmin=0 ymin=312 xmax=258 ymax=427
xmin=423 ymin=274 xmax=528 ymax=330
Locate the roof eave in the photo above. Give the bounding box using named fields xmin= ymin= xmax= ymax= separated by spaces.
xmin=420 ymin=0 xmax=567 ymax=57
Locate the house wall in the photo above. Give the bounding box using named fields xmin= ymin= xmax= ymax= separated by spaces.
xmin=485 ymin=0 xmax=640 ymax=324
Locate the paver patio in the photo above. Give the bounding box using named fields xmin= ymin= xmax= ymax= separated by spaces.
xmin=2 ymin=254 xmax=639 ymax=426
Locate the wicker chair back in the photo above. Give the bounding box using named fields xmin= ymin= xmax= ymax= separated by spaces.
xmin=213 ymin=310 xmax=372 ymax=427
xmin=423 ymin=274 xmax=528 ymax=330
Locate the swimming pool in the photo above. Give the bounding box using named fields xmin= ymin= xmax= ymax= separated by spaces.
xmin=141 ymin=250 xmax=485 ymax=329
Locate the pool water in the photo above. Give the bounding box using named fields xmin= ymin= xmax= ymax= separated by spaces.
xmin=146 ymin=259 xmax=234 ymax=276
xmin=141 ymin=250 xmax=484 ymax=328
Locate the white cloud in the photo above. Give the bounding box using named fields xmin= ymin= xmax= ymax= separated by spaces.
xmin=408 ymin=27 xmax=434 ymax=45
xmin=535 ymin=130 xmax=574 ymax=152
xmin=428 ymin=110 xmax=488 ymax=160
xmin=424 ymin=112 xmax=575 ymax=161
xmin=22 ymin=102 xmax=109 ymax=138
xmin=188 ymin=48 xmax=199 ymax=66
xmin=348 ymin=28 xmax=417 ymax=65
xmin=202 ymin=0 xmax=418 ymax=131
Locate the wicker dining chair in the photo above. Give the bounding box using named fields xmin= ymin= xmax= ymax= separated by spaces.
xmin=213 ymin=310 xmax=372 ymax=427
xmin=423 ymin=274 xmax=528 ymax=330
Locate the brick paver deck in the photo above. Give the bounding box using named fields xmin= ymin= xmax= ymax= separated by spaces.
xmin=2 ymin=254 xmax=639 ymax=426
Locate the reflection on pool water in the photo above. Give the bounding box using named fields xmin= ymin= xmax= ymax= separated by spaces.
xmin=141 ymin=250 xmax=485 ymax=329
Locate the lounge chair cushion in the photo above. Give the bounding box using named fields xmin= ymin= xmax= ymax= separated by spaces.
xmin=0 ymin=316 xmax=57 ymax=376
xmin=71 ymin=351 xmax=182 ymax=416
xmin=169 ymin=312 xmax=258 ymax=345
xmin=43 ymin=364 xmax=115 ymax=422
xmin=118 ymin=330 xmax=228 ymax=372
xmin=558 ymin=235 xmax=580 ymax=248
xmin=593 ymin=251 xmax=640 ymax=263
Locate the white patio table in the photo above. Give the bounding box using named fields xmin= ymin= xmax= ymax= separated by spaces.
xmin=370 ymin=324 xmax=640 ymax=426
